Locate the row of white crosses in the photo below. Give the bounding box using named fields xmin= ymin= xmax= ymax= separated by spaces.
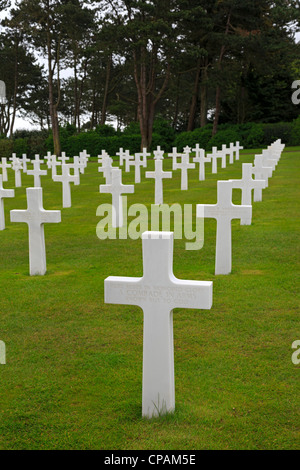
xmin=104 ymin=139 xmax=284 ymax=417
xmin=0 ymin=149 xmax=91 ymax=275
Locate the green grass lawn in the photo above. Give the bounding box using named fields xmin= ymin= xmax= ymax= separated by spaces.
xmin=0 ymin=146 xmax=299 ymax=450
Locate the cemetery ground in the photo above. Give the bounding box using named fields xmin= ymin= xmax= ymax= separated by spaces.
xmin=0 ymin=147 xmax=299 ymax=450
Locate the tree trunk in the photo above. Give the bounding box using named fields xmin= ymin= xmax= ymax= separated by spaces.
xmin=9 ymin=38 xmax=19 ymax=139
xmin=101 ymin=54 xmax=112 ymax=126
xmin=187 ymin=58 xmax=201 ymax=131
xmin=47 ymin=27 xmax=61 ymax=155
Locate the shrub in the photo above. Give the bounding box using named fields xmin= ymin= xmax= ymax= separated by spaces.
xmin=289 ymin=116 xmax=300 ymax=146
xmin=207 ymin=129 xmax=241 ymax=151
xmin=0 ymin=138 xmax=13 ymax=159
xmin=13 ymin=138 xmax=29 ymax=156
xmin=262 ymin=122 xmax=292 ymax=146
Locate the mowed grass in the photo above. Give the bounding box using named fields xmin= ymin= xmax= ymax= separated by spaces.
xmin=0 ymin=146 xmax=299 ymax=450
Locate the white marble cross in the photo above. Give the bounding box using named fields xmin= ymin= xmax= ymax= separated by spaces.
xmin=228 ymin=143 xmax=235 ymax=164
xmin=120 ymin=150 xmax=134 ymax=172
xmin=116 ymin=148 xmax=127 ymax=167
xmin=98 ymin=150 xmax=110 ymax=164
xmin=153 ymin=146 xmax=165 ymax=160
xmin=100 ymin=168 xmax=134 ymax=227
xmin=235 ymin=141 xmax=243 ymax=161
xmin=168 ymin=147 xmax=182 ymax=171
xmin=128 ymin=153 xmax=146 ymax=184
xmin=197 ymin=181 xmax=252 ymax=275
xmin=261 ymin=149 xmax=277 ymax=172
xmin=27 ymin=157 xmax=47 ymax=187
xmin=0 ymin=158 xmax=11 ymax=182
xmin=10 ymin=187 xmax=61 ymax=275
xmin=135 ymin=148 xmax=150 ymax=167
xmin=145 ymin=159 xmax=172 ymax=205
xmin=0 ymin=175 xmax=14 ymax=230
xmin=11 ymin=158 xmax=23 ymax=187
xmin=207 ymin=147 xmax=219 ymax=174
xmin=252 ymin=155 xmax=273 ymax=202
xmin=98 ymin=156 xmax=113 ymax=184
xmin=21 ymin=154 xmax=31 ymax=173
xmin=174 ymin=148 xmax=195 ymax=190
xmin=229 ymin=163 xmax=266 ymax=221
xmin=68 ymin=156 xmax=84 ymax=180
xmin=58 ymin=152 xmax=69 ymax=165
xmin=105 ymin=231 xmax=213 ymax=417
xmin=192 ymin=144 xmax=211 ymax=181
xmin=53 ymin=163 xmax=79 ymax=208
xmin=44 ymin=152 xmax=54 ymax=169
xmin=50 ymin=156 xmax=62 ymax=178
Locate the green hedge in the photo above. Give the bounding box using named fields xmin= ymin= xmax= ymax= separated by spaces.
xmin=1 ymin=118 xmax=299 ymax=160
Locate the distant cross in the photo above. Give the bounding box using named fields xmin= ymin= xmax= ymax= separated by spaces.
xmin=174 ymin=148 xmax=195 ymax=190
xmin=53 ymin=163 xmax=79 ymax=208
xmin=128 ymin=153 xmax=146 ymax=184
xmin=207 ymin=147 xmax=219 ymax=174
xmin=10 ymin=187 xmax=61 ymax=275
xmin=21 ymin=154 xmax=31 ymax=173
xmin=105 ymin=231 xmax=213 ymax=418
xmin=121 ymin=150 xmax=134 ymax=172
xmin=98 ymin=156 xmax=113 ymax=184
xmin=100 ymin=168 xmax=134 ymax=227
xmin=235 ymin=141 xmax=243 ymax=161
xmin=145 ymin=159 xmax=172 ymax=205
xmin=135 ymin=148 xmax=150 ymax=167
xmin=11 ymin=158 xmax=23 ymax=187
xmin=58 ymin=152 xmax=69 ymax=165
xmin=98 ymin=150 xmax=110 ymax=164
xmin=27 ymin=157 xmax=47 ymax=187
xmin=197 ymin=181 xmax=252 ymax=275
xmin=68 ymin=157 xmax=84 ymax=181
xmin=153 ymin=146 xmax=164 ymax=160
xmin=228 ymin=143 xmax=235 ymax=164
xmin=116 ymin=148 xmax=130 ymax=167
xmin=0 ymin=158 xmax=11 ymax=182
xmin=193 ymin=144 xmax=211 ymax=181
xmin=229 ymin=163 xmax=266 ymax=223
xmin=261 ymin=149 xmax=277 ymax=172
xmin=50 ymin=156 xmax=62 ymax=178
xmin=0 ymin=175 xmax=14 ymax=230
xmin=44 ymin=152 xmax=54 ymax=169
xmin=252 ymin=156 xmax=273 ymax=202
xmin=168 ymin=147 xmax=182 ymax=171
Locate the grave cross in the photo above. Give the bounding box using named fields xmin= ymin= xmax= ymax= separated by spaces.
xmin=21 ymin=154 xmax=31 ymax=173
xmin=98 ymin=156 xmax=113 ymax=184
xmin=192 ymin=144 xmax=211 ymax=181
xmin=0 ymin=175 xmax=14 ymax=230
xmin=68 ymin=156 xmax=83 ymax=181
xmin=11 ymin=158 xmax=23 ymax=187
xmin=252 ymin=156 xmax=273 ymax=202
xmin=50 ymin=156 xmax=62 ymax=178
xmin=229 ymin=163 xmax=266 ymax=223
xmin=44 ymin=152 xmax=54 ymax=169
xmin=153 ymin=146 xmax=165 ymax=161
xmin=168 ymin=147 xmax=182 ymax=171
xmin=105 ymin=231 xmax=213 ymax=418
xmin=27 ymin=157 xmax=47 ymax=187
xmin=207 ymin=147 xmax=219 ymax=174
xmin=235 ymin=141 xmax=243 ymax=161
xmin=10 ymin=187 xmax=61 ymax=275
xmin=128 ymin=154 xmax=146 ymax=184
xmin=228 ymin=143 xmax=235 ymax=164
xmin=145 ymin=159 xmax=172 ymax=205
xmin=116 ymin=148 xmax=126 ymax=166
xmin=174 ymin=148 xmax=195 ymax=190
xmin=53 ymin=163 xmax=79 ymax=208
xmin=100 ymin=168 xmax=134 ymax=227
xmin=261 ymin=149 xmax=277 ymax=172
xmin=123 ymin=150 xmax=134 ymax=172
xmin=197 ymin=181 xmax=252 ymax=275
xmin=58 ymin=152 xmax=69 ymax=165
xmin=135 ymin=148 xmax=150 ymax=167
xmin=0 ymin=158 xmax=11 ymax=182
